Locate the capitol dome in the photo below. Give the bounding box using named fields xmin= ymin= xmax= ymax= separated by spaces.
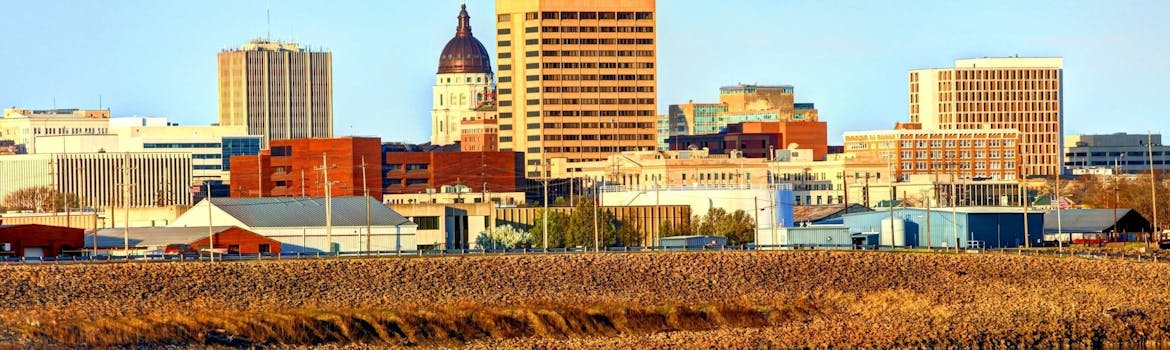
xmin=437 ymin=4 xmax=492 ymax=75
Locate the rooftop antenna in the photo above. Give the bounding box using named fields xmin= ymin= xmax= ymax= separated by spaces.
xmin=266 ymin=0 xmax=271 ymax=41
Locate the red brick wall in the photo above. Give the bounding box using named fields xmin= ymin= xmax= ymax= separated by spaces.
xmin=230 ymin=137 xmax=383 ymax=198
xmin=189 ymin=227 xmax=282 ymax=254
xmin=0 ymin=224 xmax=85 ymax=257
xmin=384 ymin=151 xmax=523 ymax=195
xmin=778 ymin=121 xmax=828 ymax=161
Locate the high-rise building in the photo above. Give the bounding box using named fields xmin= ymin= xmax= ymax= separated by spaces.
xmin=495 ymin=0 xmax=658 ymax=178
xmin=910 ymin=57 xmax=1062 ymax=177
xmin=218 ymin=40 xmax=332 ymax=147
xmin=432 ymin=4 xmax=495 ymax=146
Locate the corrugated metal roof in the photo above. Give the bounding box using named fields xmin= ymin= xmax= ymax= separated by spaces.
xmin=210 ymin=196 xmax=414 ymax=228
xmin=86 ymin=226 xmax=236 ymax=248
xmin=1043 ymin=209 xmax=1135 ymax=233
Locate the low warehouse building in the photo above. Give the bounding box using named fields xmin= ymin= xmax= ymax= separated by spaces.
xmin=0 ymin=224 xmax=84 ymax=258
xmin=169 ymin=196 xmax=417 ymax=253
xmin=756 ymin=225 xmax=852 ymax=249
xmin=842 ymin=207 xmax=1044 ymax=249
xmin=87 ymin=226 xmax=281 ymax=256
xmin=1043 ymin=208 xmax=1152 ymax=244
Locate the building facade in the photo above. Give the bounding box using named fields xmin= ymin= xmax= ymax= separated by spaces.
xmin=666 ymin=121 xmax=828 ymax=160
xmin=843 ymin=129 xmax=1022 ymax=181
xmin=228 ymin=137 xmax=383 ymax=198
xmin=1064 ymin=133 xmax=1170 ymax=174
xmin=433 ymin=4 xmax=495 ymax=146
xmin=0 ymin=108 xmax=111 ymax=154
xmin=910 ymin=57 xmax=1062 ymax=177
xmin=218 ymin=40 xmax=332 ymax=147
xmin=495 ymin=0 xmax=659 ymax=177
xmin=665 ymin=85 xmax=820 ymax=147
xmin=0 ymin=152 xmax=193 ymax=209
xmin=383 ymin=148 xmax=524 ymax=201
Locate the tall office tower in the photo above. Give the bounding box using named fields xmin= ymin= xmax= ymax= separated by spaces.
xmin=910 ymin=57 xmax=1063 ymax=177
xmin=496 ymin=0 xmax=658 ymax=178
xmin=432 ymin=4 xmax=495 ymax=146
xmin=218 ymin=40 xmax=332 ymax=148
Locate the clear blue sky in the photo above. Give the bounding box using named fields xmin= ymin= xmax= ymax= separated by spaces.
xmin=1 ymin=1 xmax=1167 ymax=144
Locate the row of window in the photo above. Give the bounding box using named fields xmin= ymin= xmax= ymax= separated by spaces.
xmin=542 ymin=98 xmax=655 ymax=105
xmin=498 ymin=110 xmax=656 ymax=119
xmin=543 ymin=86 xmax=655 ymax=93
xmin=517 ymin=144 xmax=654 ymax=154
xmin=538 ymin=74 xmax=655 ymax=81
xmin=541 ymin=38 xmax=654 ymax=45
xmin=539 ymin=11 xmax=653 ymax=20
xmin=537 ymin=26 xmax=654 ymax=33
xmin=900 ymin=162 xmax=1016 ymax=170
xmin=899 ymin=140 xmax=1015 ymax=148
xmin=1068 ymin=151 xmax=1168 ymax=157
xmin=144 ymin=143 xmax=222 ymax=149
xmin=901 ymin=150 xmax=1017 ymax=159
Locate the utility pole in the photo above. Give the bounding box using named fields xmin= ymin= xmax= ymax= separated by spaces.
xmin=301 ymin=169 xmax=306 ymax=197
xmin=887 ymin=157 xmax=895 ymax=248
xmin=121 ymin=153 xmax=133 ymax=260
xmin=257 ymin=153 xmax=263 ymax=198
xmin=1149 ymin=132 xmax=1160 ymax=247
xmin=207 ymin=181 xmax=215 ymax=263
xmin=593 ymin=179 xmax=600 ymax=251
xmin=1056 ymin=174 xmax=1064 ymax=253
xmin=317 ymin=153 xmax=334 ymax=254
xmin=361 ymin=156 xmax=372 ymax=255
xmin=542 ymin=159 xmax=549 ymax=251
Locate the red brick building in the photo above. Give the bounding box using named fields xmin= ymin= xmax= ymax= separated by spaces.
xmin=384 ymin=149 xmax=524 ymax=195
xmin=230 ymin=137 xmax=383 ymax=198
xmin=0 ymin=224 xmax=85 ymax=258
xmin=666 ymin=121 xmax=828 ymax=160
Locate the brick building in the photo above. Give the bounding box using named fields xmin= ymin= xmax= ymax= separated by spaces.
xmin=384 ymin=146 xmax=524 ymax=197
xmin=229 ymin=137 xmax=383 ymax=198
xmin=666 ymin=121 xmax=828 ymax=160
xmin=0 ymin=224 xmax=84 ymax=258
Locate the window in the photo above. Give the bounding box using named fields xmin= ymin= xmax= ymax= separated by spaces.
xmin=525 ymin=26 xmax=538 ymax=33
xmin=499 ymin=40 xmax=511 ymax=47
xmin=497 ymin=28 xmax=510 ymax=35
xmin=228 ymin=245 xmax=240 ymax=254
xmin=274 ymin=180 xmax=289 ymax=187
xmin=414 ymin=216 xmax=440 ymax=230
xmin=406 ymin=163 xmax=429 ymax=171
xmin=258 ymin=244 xmax=270 ymax=254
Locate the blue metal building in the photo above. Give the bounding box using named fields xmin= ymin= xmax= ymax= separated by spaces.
xmin=841 ymin=207 xmax=1044 ymax=249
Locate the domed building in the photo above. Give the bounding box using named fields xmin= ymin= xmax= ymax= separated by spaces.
xmin=431 ymin=4 xmax=494 ymax=146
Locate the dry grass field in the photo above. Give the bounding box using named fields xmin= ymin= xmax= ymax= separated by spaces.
xmin=2 ymin=251 xmax=1170 ymax=349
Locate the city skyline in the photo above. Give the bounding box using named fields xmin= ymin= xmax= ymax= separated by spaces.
xmin=1 ymin=1 xmax=1168 ymax=144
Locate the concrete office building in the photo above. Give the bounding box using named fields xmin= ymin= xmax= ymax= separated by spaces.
xmin=433 ymin=4 xmax=496 ymax=146
xmin=1064 ymin=133 xmax=1170 ymax=174
xmin=909 ymin=57 xmax=1063 ymax=177
xmin=0 ymin=152 xmax=193 ymax=209
xmin=218 ymin=39 xmax=332 ymax=147
xmin=0 ymin=108 xmax=110 ymax=154
xmin=496 ymin=0 xmax=659 ymax=177
xmin=32 ymin=117 xmax=261 ymax=183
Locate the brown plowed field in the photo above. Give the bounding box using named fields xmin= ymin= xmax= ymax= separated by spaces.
xmin=2 ymin=251 xmax=1169 ymax=349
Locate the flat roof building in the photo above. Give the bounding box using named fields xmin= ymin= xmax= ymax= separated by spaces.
xmin=1064 ymin=133 xmax=1169 ymax=174
xmin=910 ymin=57 xmax=1063 ymax=177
